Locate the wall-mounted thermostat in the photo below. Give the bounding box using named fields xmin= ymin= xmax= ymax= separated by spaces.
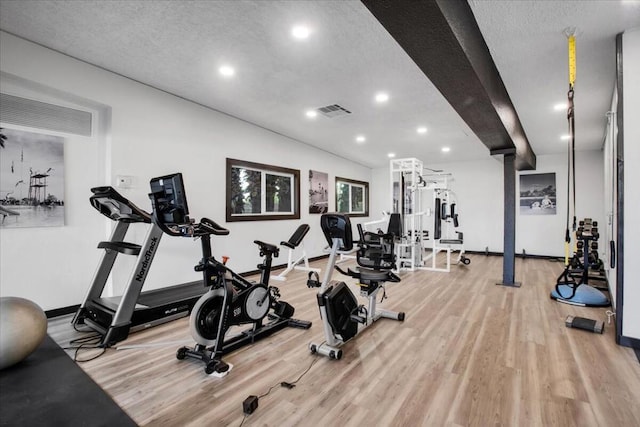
xmin=116 ymin=175 xmax=134 ymax=189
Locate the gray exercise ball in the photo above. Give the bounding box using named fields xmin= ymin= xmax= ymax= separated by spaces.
xmin=0 ymin=297 xmax=47 ymax=370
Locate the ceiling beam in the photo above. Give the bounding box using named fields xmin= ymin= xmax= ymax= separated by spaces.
xmin=362 ymin=0 xmax=536 ymax=170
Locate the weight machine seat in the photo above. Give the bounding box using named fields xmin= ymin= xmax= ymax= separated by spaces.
xmin=439 ymin=239 xmax=463 ymax=245
xmin=281 ymin=224 xmax=311 ymax=249
xmin=254 ymin=240 xmax=279 ymax=256
xmin=387 ymin=213 xmax=402 ymax=238
xmin=344 ymin=266 xmax=401 ymax=283
xmin=356 ymin=223 xmax=396 ymax=270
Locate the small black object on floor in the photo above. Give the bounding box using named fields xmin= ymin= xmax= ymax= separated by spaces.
xmin=0 ymin=335 xmax=136 ymax=427
xmin=565 ymin=315 xmax=604 ymax=334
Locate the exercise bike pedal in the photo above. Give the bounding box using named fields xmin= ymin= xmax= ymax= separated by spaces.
xmin=307 ymin=271 xmax=321 ymax=288
xmin=350 ymin=314 xmax=367 ymax=324
xmin=205 ymin=359 xmax=229 ymax=375
xmin=349 ymin=305 xmax=368 ymax=324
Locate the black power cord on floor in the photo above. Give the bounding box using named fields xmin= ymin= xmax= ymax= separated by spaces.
xmin=238 ymin=355 xmax=321 ymax=426
xmin=63 ymin=333 xmax=107 ymax=362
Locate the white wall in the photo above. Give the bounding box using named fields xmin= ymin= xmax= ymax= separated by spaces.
xmin=622 ymin=28 xmax=640 ymax=340
xmin=0 ymin=32 xmax=372 ymax=311
xmin=370 ymin=166 xmax=390 ymax=221
xmin=0 ymin=73 xmax=110 ymax=310
xmin=603 ymin=90 xmax=618 ymax=309
xmin=371 ymin=152 xmax=605 ymax=258
xmin=518 ymin=151 xmax=604 ymax=257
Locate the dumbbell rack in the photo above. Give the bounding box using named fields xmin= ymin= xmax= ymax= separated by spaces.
xmin=571 ymin=218 xmax=607 ymax=289
xmin=551 ymin=217 xmax=610 ymax=307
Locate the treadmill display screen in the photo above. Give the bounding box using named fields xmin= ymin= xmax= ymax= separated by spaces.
xmin=149 ymin=173 xmax=190 ymax=226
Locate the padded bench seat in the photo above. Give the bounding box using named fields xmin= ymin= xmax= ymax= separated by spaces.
xmin=439 ymin=239 xmax=463 ymax=245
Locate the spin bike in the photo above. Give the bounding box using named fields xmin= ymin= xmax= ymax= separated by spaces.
xmin=308 ymin=213 xmax=405 ymax=360
xmin=149 ymin=173 xmax=311 ymax=374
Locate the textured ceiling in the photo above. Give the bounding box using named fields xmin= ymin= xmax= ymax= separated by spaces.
xmin=0 ymin=0 xmax=638 ymax=169
xmin=469 ymin=0 xmax=640 ymax=156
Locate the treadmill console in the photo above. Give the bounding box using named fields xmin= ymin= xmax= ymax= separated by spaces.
xmin=149 ymin=173 xmax=190 ymax=227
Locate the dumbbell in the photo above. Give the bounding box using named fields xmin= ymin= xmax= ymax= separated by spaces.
xmin=577 ymin=241 xmax=584 ymax=249
xmin=591 ymin=242 xmax=598 ymax=250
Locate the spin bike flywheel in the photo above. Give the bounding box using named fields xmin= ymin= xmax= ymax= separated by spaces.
xmin=189 ymin=288 xmax=226 ymax=347
xmin=244 ymin=286 xmax=270 ymax=321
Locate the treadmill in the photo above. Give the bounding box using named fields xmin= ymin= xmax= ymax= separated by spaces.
xmin=71 ymin=186 xmax=206 ymax=347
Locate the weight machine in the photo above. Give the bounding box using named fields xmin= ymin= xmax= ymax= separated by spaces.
xmin=389 ymin=158 xmax=469 ymax=273
xmin=390 ymin=158 xmax=425 ymax=271
xmin=421 ymin=180 xmax=470 ymax=272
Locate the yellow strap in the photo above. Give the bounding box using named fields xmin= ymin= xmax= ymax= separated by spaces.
xmin=568 ymin=35 xmax=576 ymax=87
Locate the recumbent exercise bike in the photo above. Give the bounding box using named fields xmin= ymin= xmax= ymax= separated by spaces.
xmin=308 ymin=213 xmax=405 ymax=360
xmin=149 ymin=173 xmax=311 ymax=374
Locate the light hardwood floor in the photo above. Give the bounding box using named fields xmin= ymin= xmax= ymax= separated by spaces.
xmin=49 ymin=255 xmax=640 ymax=426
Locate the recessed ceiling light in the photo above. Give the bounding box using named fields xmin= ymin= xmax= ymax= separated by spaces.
xmin=292 ymin=25 xmax=310 ymax=39
xmin=219 ymin=65 xmax=235 ymax=77
xmin=554 ymin=103 xmax=567 ymax=111
xmin=561 ymin=134 xmax=571 ymax=140
xmin=375 ymin=92 xmax=389 ymax=103
xmin=306 ymin=110 xmax=318 ymax=118
xmin=388 ymin=153 xmax=396 ymax=158
xmin=441 ymin=147 xmax=451 ymax=153
xmin=417 ymin=126 xmax=428 ymax=134
xmin=355 ymin=135 xmax=366 ymax=143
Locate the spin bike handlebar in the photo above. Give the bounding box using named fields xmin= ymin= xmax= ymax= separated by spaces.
xmin=151 ymin=212 xmax=230 ymax=238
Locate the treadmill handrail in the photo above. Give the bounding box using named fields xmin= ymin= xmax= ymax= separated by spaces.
xmin=90 ymin=186 xmax=151 ymax=223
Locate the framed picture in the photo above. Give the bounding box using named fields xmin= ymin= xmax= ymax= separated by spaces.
xmin=519 ymin=173 xmax=556 ymax=215
xmin=226 ymin=158 xmax=300 ymax=222
xmin=335 ymin=176 xmax=369 ymax=217
xmin=0 ymin=127 xmax=65 ymax=228
xmin=309 ymin=170 xmax=328 ymax=214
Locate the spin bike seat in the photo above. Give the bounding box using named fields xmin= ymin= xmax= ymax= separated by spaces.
xmin=254 ymin=240 xmax=279 ymax=257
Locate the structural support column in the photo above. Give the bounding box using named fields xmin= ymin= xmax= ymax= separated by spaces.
xmin=498 ymin=153 xmax=520 ymax=287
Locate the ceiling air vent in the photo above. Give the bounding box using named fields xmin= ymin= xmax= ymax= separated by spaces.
xmin=0 ymin=93 xmax=92 ymax=136
xmin=317 ymin=104 xmax=351 ymax=118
